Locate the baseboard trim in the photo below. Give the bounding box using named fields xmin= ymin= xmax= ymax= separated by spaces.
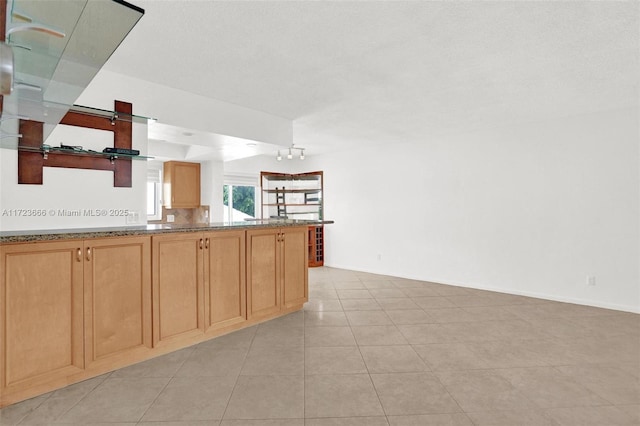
xmin=322 ymin=263 xmax=640 ymax=314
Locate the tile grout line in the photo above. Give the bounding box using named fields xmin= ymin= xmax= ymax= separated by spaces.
xmin=218 ymin=325 xmax=258 ymax=423
xmin=134 ymin=354 xmax=185 ymax=424
xmin=12 ymin=384 xmax=55 ymax=426
xmin=352 ymin=276 xmax=391 ymax=426
xmin=38 ymin=370 xmax=113 ymax=425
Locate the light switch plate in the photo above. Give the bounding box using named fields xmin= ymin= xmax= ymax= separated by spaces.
xmin=126 ymin=211 xmax=140 ymax=224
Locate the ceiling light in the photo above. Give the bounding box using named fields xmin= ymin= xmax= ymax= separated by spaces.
xmin=275 ymin=144 xmax=307 ymax=161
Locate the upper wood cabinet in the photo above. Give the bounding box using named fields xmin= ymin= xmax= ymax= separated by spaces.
xmin=0 ymin=241 xmax=84 ymax=396
xmin=163 ymin=161 xmax=201 ymax=208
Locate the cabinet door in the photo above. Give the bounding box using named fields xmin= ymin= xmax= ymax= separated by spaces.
xmin=282 ymin=227 xmax=309 ymax=308
xmin=204 ymin=230 xmax=246 ymax=332
xmin=1 ymin=241 xmax=84 ymax=393
xmin=152 ymin=233 xmax=205 ymax=346
xmin=84 ymin=237 xmax=152 ymax=367
xmin=164 ymin=161 xmax=200 ymax=208
xmin=246 ymin=228 xmax=281 ymax=320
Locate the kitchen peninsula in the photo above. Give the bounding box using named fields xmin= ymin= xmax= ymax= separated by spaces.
xmin=0 ymin=219 xmax=332 ymax=407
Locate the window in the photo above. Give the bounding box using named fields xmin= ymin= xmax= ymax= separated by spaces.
xmin=147 ymin=167 xmax=162 ymax=221
xmin=223 ymin=174 xmax=259 ymax=222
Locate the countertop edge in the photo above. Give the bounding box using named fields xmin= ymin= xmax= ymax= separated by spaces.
xmin=0 ymin=220 xmax=334 ymax=244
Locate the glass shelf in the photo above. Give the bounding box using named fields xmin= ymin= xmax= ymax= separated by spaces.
xmin=0 ymin=103 xmax=156 ymax=150
xmin=15 ymin=144 xmax=153 ymax=161
xmin=2 ymin=0 xmax=145 ymax=140
xmin=67 ymin=104 xmax=155 ymax=124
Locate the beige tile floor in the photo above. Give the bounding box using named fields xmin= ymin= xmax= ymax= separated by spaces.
xmin=1 ymin=267 xmax=639 ymax=425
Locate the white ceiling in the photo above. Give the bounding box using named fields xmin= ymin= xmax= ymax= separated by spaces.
xmin=104 ymin=1 xmax=639 ymax=160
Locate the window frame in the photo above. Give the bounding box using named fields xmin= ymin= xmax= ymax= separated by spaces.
xmin=223 ymin=173 xmax=260 ymax=222
xmin=147 ymin=166 xmax=163 ymax=221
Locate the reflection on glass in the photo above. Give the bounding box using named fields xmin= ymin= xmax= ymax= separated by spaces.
xmin=2 ymin=0 xmax=144 ymax=141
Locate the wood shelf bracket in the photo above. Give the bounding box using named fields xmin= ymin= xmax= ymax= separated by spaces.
xmin=18 ymin=100 xmax=134 ymax=187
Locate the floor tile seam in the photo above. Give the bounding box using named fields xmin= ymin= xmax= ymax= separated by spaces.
xmin=132 ymin=375 xmax=174 ymax=424
xmin=481 ymin=371 xmax=554 ymax=414
xmin=430 ymin=371 xmax=485 ymax=416
xmin=218 ymin=326 xmax=258 ymax=422
xmin=370 ymin=371 xmax=468 ymax=418
xmin=136 ymin=345 xmax=201 ymax=424
xmin=10 ymin=392 xmax=53 ymax=426
xmin=352 ymin=339 xmax=389 ymax=422
xmin=39 ymin=371 xmax=113 ymax=425
xmin=548 ymin=365 xmax=636 ymax=407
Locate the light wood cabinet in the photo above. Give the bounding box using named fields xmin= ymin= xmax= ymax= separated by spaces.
xmin=282 ymin=227 xmax=309 ymax=309
xmin=152 ymin=230 xmax=247 ymax=345
xmin=261 ymin=171 xmax=325 ymax=267
xmin=0 ymin=236 xmax=151 ymax=397
xmin=163 ymin=161 xmax=201 ymax=208
xmin=0 ymin=225 xmax=308 ymax=407
xmin=152 ymin=233 xmax=205 ymax=347
xmin=0 ymin=241 xmax=84 ymax=395
xmin=205 ymin=230 xmax=246 ymax=332
xmin=84 ymin=237 xmax=152 ymax=368
xmin=247 ymin=226 xmax=308 ymax=320
xmin=247 ymin=228 xmax=281 ymax=319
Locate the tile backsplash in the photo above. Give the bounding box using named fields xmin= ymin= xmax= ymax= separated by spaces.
xmin=150 ymin=205 xmax=210 ymax=225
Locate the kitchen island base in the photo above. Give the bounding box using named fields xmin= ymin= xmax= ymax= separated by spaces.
xmin=0 ymin=223 xmax=312 ymax=408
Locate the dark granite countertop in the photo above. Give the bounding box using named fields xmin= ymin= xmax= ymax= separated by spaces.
xmin=0 ymin=220 xmax=333 ymax=243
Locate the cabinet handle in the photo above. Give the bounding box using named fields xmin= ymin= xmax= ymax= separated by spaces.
xmin=205 ymin=238 xmax=209 ymax=249
xmin=199 ymin=238 xmax=203 ymax=250
xmin=76 ymin=248 xmax=82 ymax=262
xmin=86 ymin=247 xmax=91 ymax=261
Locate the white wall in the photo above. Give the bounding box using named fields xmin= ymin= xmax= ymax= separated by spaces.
xmin=201 ymin=160 xmax=225 ymax=222
xmin=0 ymin=123 xmax=148 ymax=231
xmin=0 ymin=68 xmax=294 ymax=231
xmin=224 ymin=154 xmax=300 ymax=176
xmin=313 ymin=108 xmax=639 ymax=313
xmin=77 ymin=70 xmax=293 ymax=148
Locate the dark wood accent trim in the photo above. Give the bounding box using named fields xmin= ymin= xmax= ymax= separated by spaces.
xmin=1 ymin=0 xmax=7 ymax=115
xmin=18 ymin=121 xmax=44 ymax=184
xmin=18 ymin=100 xmax=134 ymax=187
xmin=44 ymin=154 xmax=120 ymax=171
xmin=59 ymin=112 xmax=115 ymax=132
xmin=113 ymin=101 xmax=133 ymax=187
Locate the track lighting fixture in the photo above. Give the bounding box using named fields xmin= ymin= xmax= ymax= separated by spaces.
xmin=275 ymin=144 xmax=307 ymax=161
